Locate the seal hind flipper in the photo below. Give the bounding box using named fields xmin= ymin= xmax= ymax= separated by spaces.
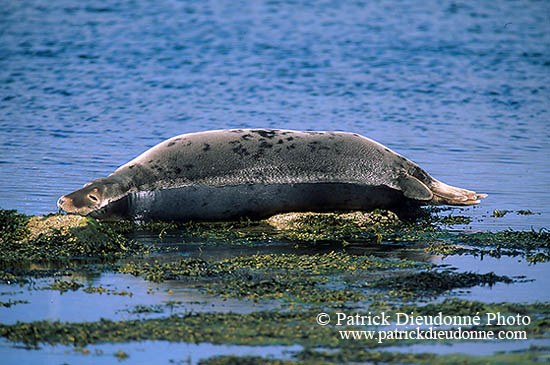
xmin=396 ymin=174 xmax=433 ymax=201
xmin=430 ymin=180 xmax=488 ymax=206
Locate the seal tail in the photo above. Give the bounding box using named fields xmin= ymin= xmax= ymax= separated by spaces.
xmin=429 ymin=180 xmax=488 ymax=206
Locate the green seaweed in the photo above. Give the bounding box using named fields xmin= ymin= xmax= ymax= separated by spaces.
xmin=0 ymin=211 xmax=149 ymax=265
xmin=204 ymin=273 xmax=368 ymax=304
xmin=458 ymin=229 xmax=550 ymax=251
xmin=366 ymin=271 xmax=514 ymax=296
xmin=1 ymin=301 xmax=548 ymax=349
xmin=267 ymin=210 xmax=432 ymax=245
xmin=200 ymin=348 xmax=550 ymax=365
xmin=105 ymin=218 xmax=275 ymax=246
xmin=438 ymin=215 xmax=472 ymax=226
xmin=114 ymin=251 xmax=427 ymax=303
xmin=114 ymin=350 xmax=129 ymax=360
xmin=199 ymin=356 xmax=297 ymax=365
xmin=122 ymin=304 xmax=164 ymax=314
xmin=42 ymin=280 xmax=84 ymax=293
xmin=117 ymin=257 xmax=225 ymax=282
xmin=492 ymin=209 xmax=511 ymax=218
xmin=294 ymin=346 xmax=550 ymax=365
xmin=82 ymin=285 xmax=133 ymax=296
xmin=0 ymin=299 xmax=29 ymax=308
xmin=0 ymin=209 xmax=29 ymax=244
xmin=0 ymin=311 xmax=333 ymax=348
xmin=217 ymin=251 xmax=426 ymax=274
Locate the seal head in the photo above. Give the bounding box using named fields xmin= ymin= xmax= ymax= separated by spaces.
xmin=57 ymin=176 xmax=132 ymax=219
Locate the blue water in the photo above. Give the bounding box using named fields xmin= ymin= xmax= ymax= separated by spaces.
xmin=0 ymin=339 xmax=302 ymax=365
xmin=1 ymin=0 xmax=549 ymax=230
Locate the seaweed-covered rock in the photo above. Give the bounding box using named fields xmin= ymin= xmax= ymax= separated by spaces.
xmin=0 ymin=209 xmax=29 ymax=244
xmin=26 ymin=215 xmax=110 ymax=247
xmin=266 ymin=210 xmax=399 ymax=230
xmin=264 ymin=210 xmax=401 ymax=243
xmin=0 ymin=210 xmax=145 ymax=264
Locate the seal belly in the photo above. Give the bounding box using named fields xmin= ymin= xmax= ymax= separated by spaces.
xmin=121 ymin=183 xmax=406 ymax=221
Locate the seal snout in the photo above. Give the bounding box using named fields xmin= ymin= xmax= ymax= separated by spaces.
xmin=57 ymin=193 xmax=82 ymax=214
xmin=57 ymin=196 xmax=65 ymax=209
xmin=57 ymin=195 xmax=73 ymax=212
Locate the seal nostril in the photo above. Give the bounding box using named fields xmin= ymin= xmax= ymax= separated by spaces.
xmin=57 ymin=197 xmax=65 ymax=207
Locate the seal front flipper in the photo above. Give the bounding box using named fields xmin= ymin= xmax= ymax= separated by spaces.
xmin=396 ymin=174 xmax=433 ymax=201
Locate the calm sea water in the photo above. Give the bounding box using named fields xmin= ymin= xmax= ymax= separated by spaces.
xmin=1 ymin=0 xmax=549 ymax=230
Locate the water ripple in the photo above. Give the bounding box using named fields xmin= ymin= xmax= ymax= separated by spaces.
xmin=0 ymin=0 xmax=548 ymax=230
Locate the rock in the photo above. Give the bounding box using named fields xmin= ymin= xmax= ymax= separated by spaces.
xmin=25 ymin=214 xmax=109 ymax=247
xmin=265 ymin=210 xmax=400 ymax=231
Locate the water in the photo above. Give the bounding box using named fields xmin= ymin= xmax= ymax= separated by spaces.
xmin=0 ymin=272 xmax=279 ymax=325
xmin=435 ymin=255 xmax=550 ymax=303
xmin=0 ymin=0 xmax=548 ymax=230
xmin=0 ymin=339 xmax=302 ymax=365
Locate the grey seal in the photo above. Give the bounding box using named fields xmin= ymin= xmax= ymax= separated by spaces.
xmin=57 ymin=129 xmax=487 ymax=221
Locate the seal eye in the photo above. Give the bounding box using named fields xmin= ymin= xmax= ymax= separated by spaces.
xmin=88 ymin=194 xmax=99 ymax=203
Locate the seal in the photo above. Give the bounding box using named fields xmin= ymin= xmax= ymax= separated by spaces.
xmin=57 ymin=129 xmax=487 ymax=221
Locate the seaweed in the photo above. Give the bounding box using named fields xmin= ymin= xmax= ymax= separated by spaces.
xmin=366 ymin=271 xmax=514 ymax=296
xmin=0 ymin=211 xmax=149 ymax=265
